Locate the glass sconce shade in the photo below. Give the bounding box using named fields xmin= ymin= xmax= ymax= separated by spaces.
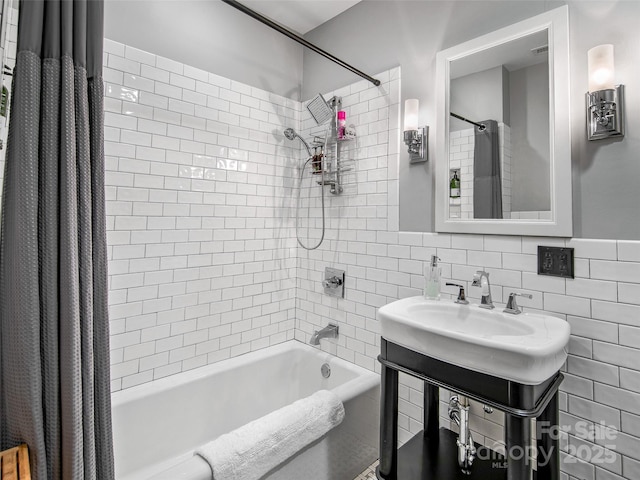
xmin=404 ymin=99 xmax=419 ymax=132
xmin=588 ymin=44 xmax=615 ymax=91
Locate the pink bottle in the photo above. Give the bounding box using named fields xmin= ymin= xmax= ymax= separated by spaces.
xmin=337 ymin=111 xmax=346 ymax=139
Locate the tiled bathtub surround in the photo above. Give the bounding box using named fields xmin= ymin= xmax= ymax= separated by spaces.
xmin=295 ymin=69 xmax=401 ymax=369
xmin=101 ymin=41 xmax=640 ymax=479
xmin=103 ymin=39 xmax=300 ymax=391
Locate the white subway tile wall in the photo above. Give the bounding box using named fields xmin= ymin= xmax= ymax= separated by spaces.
xmin=87 ymin=38 xmax=640 ymax=480
xmin=103 ymin=39 xmax=299 ymax=392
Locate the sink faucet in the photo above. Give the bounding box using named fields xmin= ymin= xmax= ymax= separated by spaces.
xmin=310 ymin=323 xmax=339 ymax=345
xmin=472 ymin=271 xmax=494 ymax=309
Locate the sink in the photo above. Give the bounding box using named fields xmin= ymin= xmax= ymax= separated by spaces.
xmin=378 ymin=296 xmax=570 ymax=385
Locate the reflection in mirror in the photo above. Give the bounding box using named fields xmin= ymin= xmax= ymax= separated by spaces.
xmin=435 ymin=6 xmax=572 ymax=237
xmin=448 ymin=29 xmax=550 ymax=221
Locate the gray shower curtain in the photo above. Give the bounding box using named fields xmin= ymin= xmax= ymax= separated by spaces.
xmin=0 ymin=1 xmax=114 ymax=479
xmin=473 ymin=119 xmax=503 ymax=219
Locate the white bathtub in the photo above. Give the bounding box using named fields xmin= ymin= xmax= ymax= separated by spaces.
xmin=111 ymin=340 xmax=380 ymax=480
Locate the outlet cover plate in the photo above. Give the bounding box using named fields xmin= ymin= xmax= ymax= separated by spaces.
xmin=537 ymin=246 xmax=574 ymax=278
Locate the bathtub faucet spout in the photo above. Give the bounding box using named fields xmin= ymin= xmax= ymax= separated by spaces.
xmin=310 ymin=324 xmax=339 ymax=345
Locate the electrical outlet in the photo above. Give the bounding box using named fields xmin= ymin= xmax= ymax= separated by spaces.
xmin=537 ymin=246 xmax=574 ymax=278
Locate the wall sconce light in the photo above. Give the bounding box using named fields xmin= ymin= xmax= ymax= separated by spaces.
xmin=587 ymin=44 xmax=624 ymax=141
xmin=403 ymin=99 xmax=427 ymax=163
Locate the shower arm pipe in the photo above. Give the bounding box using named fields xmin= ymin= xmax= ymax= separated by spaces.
xmin=221 ymin=0 xmax=381 ymax=87
xmin=450 ymin=112 xmax=486 ymax=130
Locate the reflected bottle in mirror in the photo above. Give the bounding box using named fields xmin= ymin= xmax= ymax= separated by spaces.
xmin=450 ymin=171 xmax=460 ymax=198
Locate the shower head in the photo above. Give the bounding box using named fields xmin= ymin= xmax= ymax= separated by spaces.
xmin=306 ymin=93 xmax=334 ymax=125
xmin=283 ymin=127 xmax=312 ymax=157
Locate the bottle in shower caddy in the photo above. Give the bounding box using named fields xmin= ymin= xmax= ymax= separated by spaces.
xmin=311 ymin=146 xmax=324 ymax=173
xmin=424 ymin=255 xmax=442 ymax=300
xmin=337 ymin=111 xmax=346 ymax=139
xmin=312 ymin=147 xmax=319 ymax=172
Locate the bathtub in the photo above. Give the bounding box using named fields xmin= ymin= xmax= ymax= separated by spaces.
xmin=111 ymin=340 xmax=380 ymax=480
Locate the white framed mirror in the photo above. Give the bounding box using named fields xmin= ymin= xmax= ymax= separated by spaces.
xmin=435 ymin=6 xmax=572 ymax=237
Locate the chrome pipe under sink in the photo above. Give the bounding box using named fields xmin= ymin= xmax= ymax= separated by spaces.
xmin=448 ymin=395 xmax=476 ymax=474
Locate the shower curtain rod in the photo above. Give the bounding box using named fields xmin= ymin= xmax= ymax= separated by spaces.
xmin=221 ymin=0 xmax=381 ymax=87
xmin=450 ymin=112 xmax=486 ymax=130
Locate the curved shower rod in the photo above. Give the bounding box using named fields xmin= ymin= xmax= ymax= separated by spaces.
xmin=221 ymin=0 xmax=381 ymax=87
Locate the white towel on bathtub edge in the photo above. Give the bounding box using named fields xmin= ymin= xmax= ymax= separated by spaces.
xmin=194 ymin=389 xmax=345 ymax=480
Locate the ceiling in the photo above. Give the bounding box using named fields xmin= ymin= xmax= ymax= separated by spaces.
xmin=240 ymin=0 xmax=361 ymax=35
xmin=450 ymin=29 xmax=549 ymax=79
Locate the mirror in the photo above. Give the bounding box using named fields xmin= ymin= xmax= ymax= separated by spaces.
xmin=435 ymin=6 xmax=572 ymax=236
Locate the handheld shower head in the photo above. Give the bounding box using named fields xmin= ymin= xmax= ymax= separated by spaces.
xmin=283 ymin=127 xmax=312 ymax=157
xmin=284 ymin=128 xmax=296 ymax=141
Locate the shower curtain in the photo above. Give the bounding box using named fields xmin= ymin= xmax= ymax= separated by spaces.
xmin=0 ymin=1 xmax=114 ymax=479
xmin=473 ymin=119 xmax=503 ymax=219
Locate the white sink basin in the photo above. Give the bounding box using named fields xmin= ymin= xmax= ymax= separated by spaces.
xmin=378 ymin=296 xmax=570 ymax=385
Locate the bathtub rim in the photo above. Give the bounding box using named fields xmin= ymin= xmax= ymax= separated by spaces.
xmin=111 ymin=339 xmax=380 ymax=408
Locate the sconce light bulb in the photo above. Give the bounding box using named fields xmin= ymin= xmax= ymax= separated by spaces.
xmin=591 ymin=68 xmax=612 ymax=89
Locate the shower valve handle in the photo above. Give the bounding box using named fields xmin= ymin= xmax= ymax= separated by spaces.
xmin=322 ymin=276 xmax=343 ymax=289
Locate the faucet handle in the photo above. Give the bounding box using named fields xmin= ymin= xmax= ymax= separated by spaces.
xmin=322 ymin=276 xmax=343 ymax=289
xmin=504 ymin=292 xmax=533 ymax=315
xmin=446 ymin=283 xmax=469 ymax=304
